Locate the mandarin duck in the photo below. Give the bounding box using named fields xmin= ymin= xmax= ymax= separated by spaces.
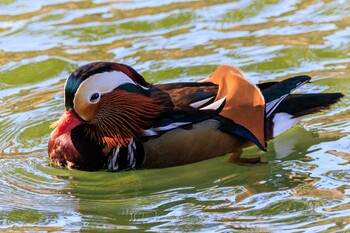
xmin=48 ymin=62 xmax=343 ymax=171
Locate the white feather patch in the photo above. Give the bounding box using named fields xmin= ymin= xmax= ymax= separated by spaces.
xmin=200 ymin=96 xmax=226 ymax=110
xmin=143 ymin=122 xmax=191 ymax=136
xmin=266 ymin=94 xmax=288 ymax=117
xmin=272 ymin=112 xmax=301 ymax=137
xmin=86 ymin=70 xmax=147 ymax=94
xmin=75 ymin=70 xmax=148 ymax=106
xmin=190 ymin=96 xmax=215 ymax=108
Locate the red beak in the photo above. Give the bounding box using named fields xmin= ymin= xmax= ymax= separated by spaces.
xmin=50 ymin=110 xmax=82 ymax=139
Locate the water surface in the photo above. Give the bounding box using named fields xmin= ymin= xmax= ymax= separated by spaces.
xmin=0 ymin=0 xmax=349 ymax=232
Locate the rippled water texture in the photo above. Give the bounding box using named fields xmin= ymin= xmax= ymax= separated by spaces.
xmin=0 ymin=0 xmax=350 ymax=232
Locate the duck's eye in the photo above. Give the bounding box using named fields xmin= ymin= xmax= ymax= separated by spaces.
xmin=89 ymin=92 xmax=100 ymax=103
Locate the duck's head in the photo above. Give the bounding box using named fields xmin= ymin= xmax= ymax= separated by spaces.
xmin=49 ymin=62 xmax=162 ymax=169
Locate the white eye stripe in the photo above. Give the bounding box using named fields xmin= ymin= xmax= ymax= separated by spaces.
xmin=75 ymin=71 xmax=135 ymax=104
xmin=79 ymin=71 xmax=149 ymax=97
xmin=87 ymin=71 xmax=136 ymax=94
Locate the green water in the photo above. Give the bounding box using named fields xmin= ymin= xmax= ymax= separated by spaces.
xmin=0 ymin=0 xmax=349 ymax=232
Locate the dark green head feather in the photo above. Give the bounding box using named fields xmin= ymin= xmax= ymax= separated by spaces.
xmin=64 ymin=74 xmax=82 ymax=110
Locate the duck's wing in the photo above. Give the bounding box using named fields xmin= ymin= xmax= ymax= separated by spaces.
xmin=142 ymin=65 xmax=268 ymax=152
xmin=144 ymin=66 xmax=316 ymax=152
xmin=143 ymin=81 xmax=226 ymax=137
xmin=204 ymin=65 xmax=267 ymax=150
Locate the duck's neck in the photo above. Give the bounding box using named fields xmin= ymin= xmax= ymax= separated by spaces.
xmin=70 ymin=125 xmax=108 ymax=170
xmin=70 ymin=125 xmax=146 ymax=171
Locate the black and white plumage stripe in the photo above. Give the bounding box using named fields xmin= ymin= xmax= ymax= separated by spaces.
xmin=107 ymin=140 xmax=144 ymax=171
xmin=143 ymin=96 xmax=227 ymax=137
xmin=143 ymin=122 xmax=191 ymax=136
xmin=263 ymin=76 xmax=311 ymax=118
xmin=189 ymin=96 xmax=215 ymax=108
xmin=108 ymin=145 xmax=121 ymax=170
xmin=127 ymin=141 xmax=137 ymax=168
xmin=266 ymin=93 xmax=289 ymax=117
xmin=199 ymin=96 xmax=226 ymax=110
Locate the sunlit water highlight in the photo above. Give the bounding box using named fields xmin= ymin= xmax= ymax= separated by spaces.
xmin=0 ymin=0 xmax=349 ymax=232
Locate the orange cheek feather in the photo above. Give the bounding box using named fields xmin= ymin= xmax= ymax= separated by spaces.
xmin=85 ymin=89 xmax=162 ymax=147
xmin=50 ymin=110 xmax=83 ymax=139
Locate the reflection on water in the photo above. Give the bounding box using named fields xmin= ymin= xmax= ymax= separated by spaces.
xmin=0 ymin=0 xmax=349 ymax=231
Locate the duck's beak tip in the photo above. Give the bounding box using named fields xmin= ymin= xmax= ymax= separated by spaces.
xmin=50 ymin=110 xmax=82 ymax=139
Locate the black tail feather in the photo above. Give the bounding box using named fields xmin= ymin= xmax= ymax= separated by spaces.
xmin=274 ymin=93 xmax=344 ymax=118
xmin=260 ymin=76 xmax=344 ymax=140
xmin=261 ymin=75 xmax=311 ymax=103
xmin=257 ymin=81 xmax=279 ymax=90
xmin=265 ymin=93 xmax=343 ymax=140
xmin=261 ymin=76 xmax=311 ymax=117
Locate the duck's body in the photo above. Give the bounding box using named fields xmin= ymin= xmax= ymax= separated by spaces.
xmin=48 ymin=62 xmax=343 ymax=171
xmin=143 ymin=119 xmax=251 ymax=168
